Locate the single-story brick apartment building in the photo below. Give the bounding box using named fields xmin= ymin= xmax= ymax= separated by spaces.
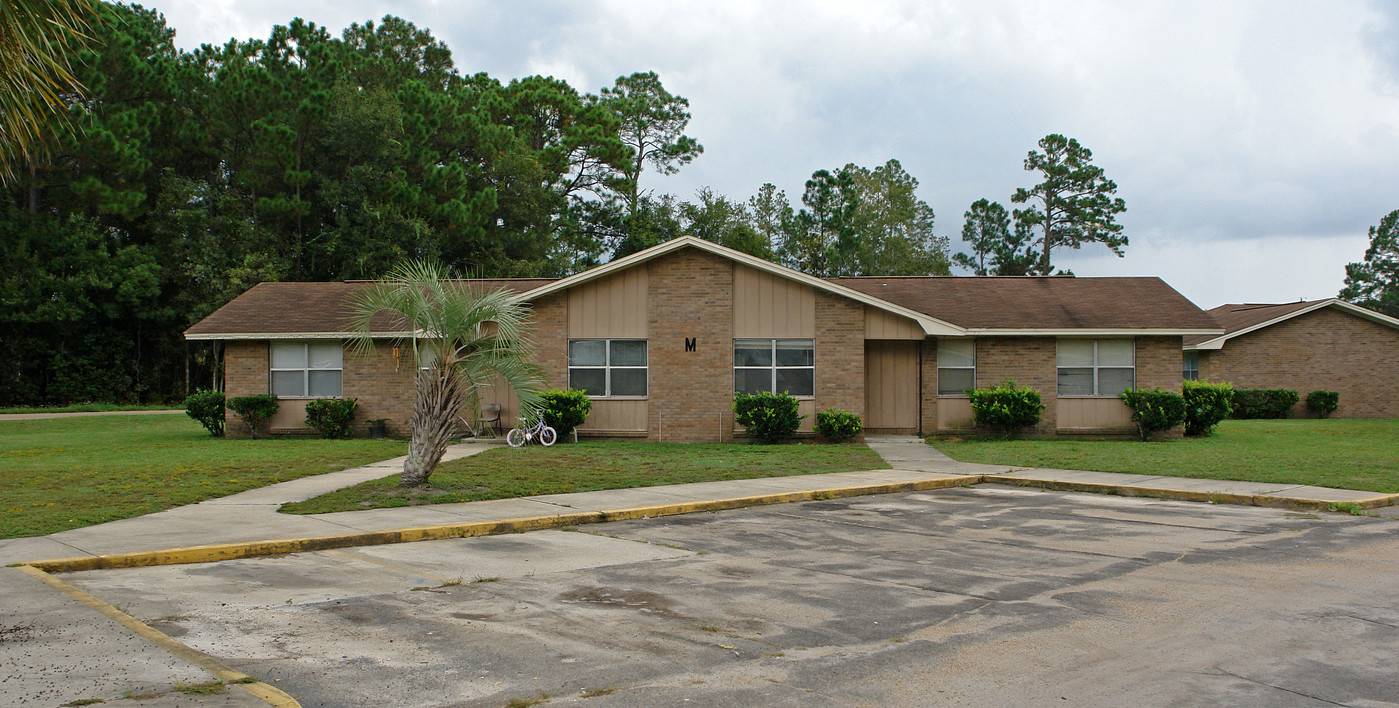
xmin=1184 ymin=299 xmax=1399 ymax=418
xmin=186 ymin=237 xmax=1222 ymax=441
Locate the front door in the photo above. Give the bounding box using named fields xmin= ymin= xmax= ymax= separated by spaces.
xmin=864 ymin=340 xmax=919 ymax=432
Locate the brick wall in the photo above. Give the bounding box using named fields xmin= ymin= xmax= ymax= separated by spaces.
xmin=920 ymin=336 xmax=1189 ymax=438
xmin=1135 ymin=336 xmax=1184 ymax=392
xmin=815 ymin=293 xmax=865 ymax=431
xmin=223 ymin=340 xmax=268 ymax=436
xmin=529 ymin=294 xmax=569 ymax=390
xmin=1202 ymin=307 xmax=1399 ymax=417
xmin=342 ymin=341 xmax=417 ymax=437
xmin=975 ymin=337 xmax=1059 ymax=434
xmin=1136 ymin=336 xmax=1185 ymax=438
xmin=647 ymin=248 xmax=735 ymax=442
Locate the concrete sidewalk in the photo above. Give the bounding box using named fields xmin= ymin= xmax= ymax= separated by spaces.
xmin=4 ymin=436 xmax=1393 ymax=568
xmin=0 ymin=439 xmax=979 ymax=566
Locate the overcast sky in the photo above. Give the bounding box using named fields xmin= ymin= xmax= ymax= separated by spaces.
xmin=153 ymin=0 xmax=1399 ymax=309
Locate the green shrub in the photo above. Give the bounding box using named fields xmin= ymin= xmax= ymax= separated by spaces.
xmin=734 ymin=391 xmax=805 ymax=443
xmin=304 ymin=398 xmax=358 ymax=439
xmin=183 ymin=389 xmax=225 ymax=437
xmin=226 ymin=394 xmax=278 ymax=438
xmin=1230 ymin=388 xmax=1300 ymax=419
xmin=967 ymin=380 xmax=1044 ymax=439
xmin=1119 ymin=388 xmax=1187 ymax=441
xmin=540 ymin=389 xmax=592 ymax=439
xmin=815 ymin=408 xmax=863 ymax=442
xmin=1183 ymin=379 xmax=1233 ymax=437
xmin=1305 ymin=390 xmax=1339 ymax=418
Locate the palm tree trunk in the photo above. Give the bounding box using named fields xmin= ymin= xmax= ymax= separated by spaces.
xmin=401 ymin=367 xmax=464 ymax=487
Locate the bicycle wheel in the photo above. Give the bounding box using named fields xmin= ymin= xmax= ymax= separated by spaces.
xmin=539 ymin=426 xmax=557 ymax=446
xmin=506 ymin=427 xmax=527 ymax=448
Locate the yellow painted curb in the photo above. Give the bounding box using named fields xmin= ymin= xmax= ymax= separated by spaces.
xmin=18 ymin=472 xmax=1391 ymax=576
xmin=23 ymin=476 xmax=981 ymax=574
xmin=14 ymin=564 xmax=300 ymax=708
xmin=993 ymin=476 xmax=1399 ymax=511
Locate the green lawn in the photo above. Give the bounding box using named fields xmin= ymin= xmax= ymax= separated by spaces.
xmin=933 ymin=419 xmax=1399 ymax=493
xmin=0 ymin=402 xmax=179 ymax=414
xmin=281 ymin=441 xmax=890 ymax=514
xmin=0 ymin=414 xmax=407 ymax=538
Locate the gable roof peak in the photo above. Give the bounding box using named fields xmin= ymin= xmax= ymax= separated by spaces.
xmin=523 ymin=235 xmax=966 ymax=336
xmin=1187 ymin=298 xmax=1398 ymax=349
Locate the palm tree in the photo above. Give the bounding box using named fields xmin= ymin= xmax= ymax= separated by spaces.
xmin=347 ymin=260 xmax=544 ymax=487
xmin=0 ymin=0 xmax=97 ymax=185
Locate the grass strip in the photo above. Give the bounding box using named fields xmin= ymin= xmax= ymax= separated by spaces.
xmin=933 ymin=419 xmax=1399 ymax=493
xmin=281 ymin=441 xmax=888 ymax=514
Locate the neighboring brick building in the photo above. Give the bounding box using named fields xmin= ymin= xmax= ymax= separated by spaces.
xmin=1184 ymin=300 xmax=1399 ymax=418
xmin=187 ymin=237 xmax=1220 ymax=440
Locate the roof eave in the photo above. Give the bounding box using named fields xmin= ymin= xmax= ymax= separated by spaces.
xmin=184 ymin=331 xmax=411 ymax=341
xmin=964 ymin=328 xmax=1224 ymax=337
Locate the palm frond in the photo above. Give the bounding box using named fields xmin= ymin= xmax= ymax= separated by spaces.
xmin=0 ymin=0 xmax=99 ymax=184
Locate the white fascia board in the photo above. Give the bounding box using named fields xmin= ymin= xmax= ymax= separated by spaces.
xmin=1191 ymin=299 xmax=1399 ymax=351
xmin=965 ymin=328 xmax=1225 ymax=337
xmin=518 ymin=236 xmax=967 ymax=336
xmin=184 ymin=331 xmax=410 ymax=341
xmin=1331 ymin=299 xmax=1399 ymax=329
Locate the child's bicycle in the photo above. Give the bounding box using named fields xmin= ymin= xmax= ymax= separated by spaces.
xmin=506 ymin=417 xmax=556 ymax=448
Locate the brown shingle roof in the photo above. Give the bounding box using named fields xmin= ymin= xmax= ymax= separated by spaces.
xmin=829 ymin=276 xmax=1220 ymax=331
xmin=1182 ymin=301 xmax=1321 ymax=346
xmin=187 ymin=270 xmax=1218 ymax=339
xmin=184 ymin=279 xmax=555 ymax=337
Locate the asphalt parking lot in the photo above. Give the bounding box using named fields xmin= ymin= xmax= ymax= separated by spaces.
xmin=50 ymin=486 xmax=1399 ymax=707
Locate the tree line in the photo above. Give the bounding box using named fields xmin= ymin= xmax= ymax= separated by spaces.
xmin=1 ymin=4 xmax=1133 ymax=406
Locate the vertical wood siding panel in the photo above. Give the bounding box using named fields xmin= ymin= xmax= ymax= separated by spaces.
xmin=937 ymin=398 xmax=975 ymax=429
xmin=732 ymin=265 xmax=815 ymax=338
xmin=1056 ymin=398 xmax=1134 ymax=429
xmin=864 ymin=306 xmax=922 ymax=340
xmin=580 ymin=400 xmax=648 ymax=432
xmin=568 ymin=267 xmax=648 ymax=338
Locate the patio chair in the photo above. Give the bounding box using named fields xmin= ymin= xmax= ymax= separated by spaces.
xmin=456 ymin=402 xmax=503 ymax=440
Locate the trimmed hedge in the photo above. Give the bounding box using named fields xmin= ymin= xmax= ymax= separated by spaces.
xmin=304 ymin=398 xmax=358 ymax=439
xmin=1305 ymin=390 xmax=1339 ymax=418
xmin=226 ymin=394 xmax=278 ymax=438
xmin=968 ymin=380 xmax=1044 ymax=439
xmin=1230 ymin=388 xmax=1299 ymax=419
xmin=815 ymin=408 xmax=863 ymax=442
xmin=184 ymin=389 xmax=225 ymax=437
xmin=540 ymin=389 xmax=592 ymax=439
xmin=734 ymin=391 xmax=805 ymax=443
xmin=1183 ymin=379 xmax=1233 ymax=437
xmin=1120 ymin=388 xmax=1187 ymax=441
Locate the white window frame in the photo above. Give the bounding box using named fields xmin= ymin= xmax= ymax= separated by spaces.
xmin=269 ymin=341 xmax=343 ymax=398
xmin=1056 ymin=339 xmax=1135 ymax=397
xmin=1183 ymin=351 xmax=1199 ymax=381
xmin=567 ymin=339 xmax=648 ymax=398
xmin=733 ymin=338 xmax=815 ymax=398
xmin=936 ymin=339 xmax=976 ymax=397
